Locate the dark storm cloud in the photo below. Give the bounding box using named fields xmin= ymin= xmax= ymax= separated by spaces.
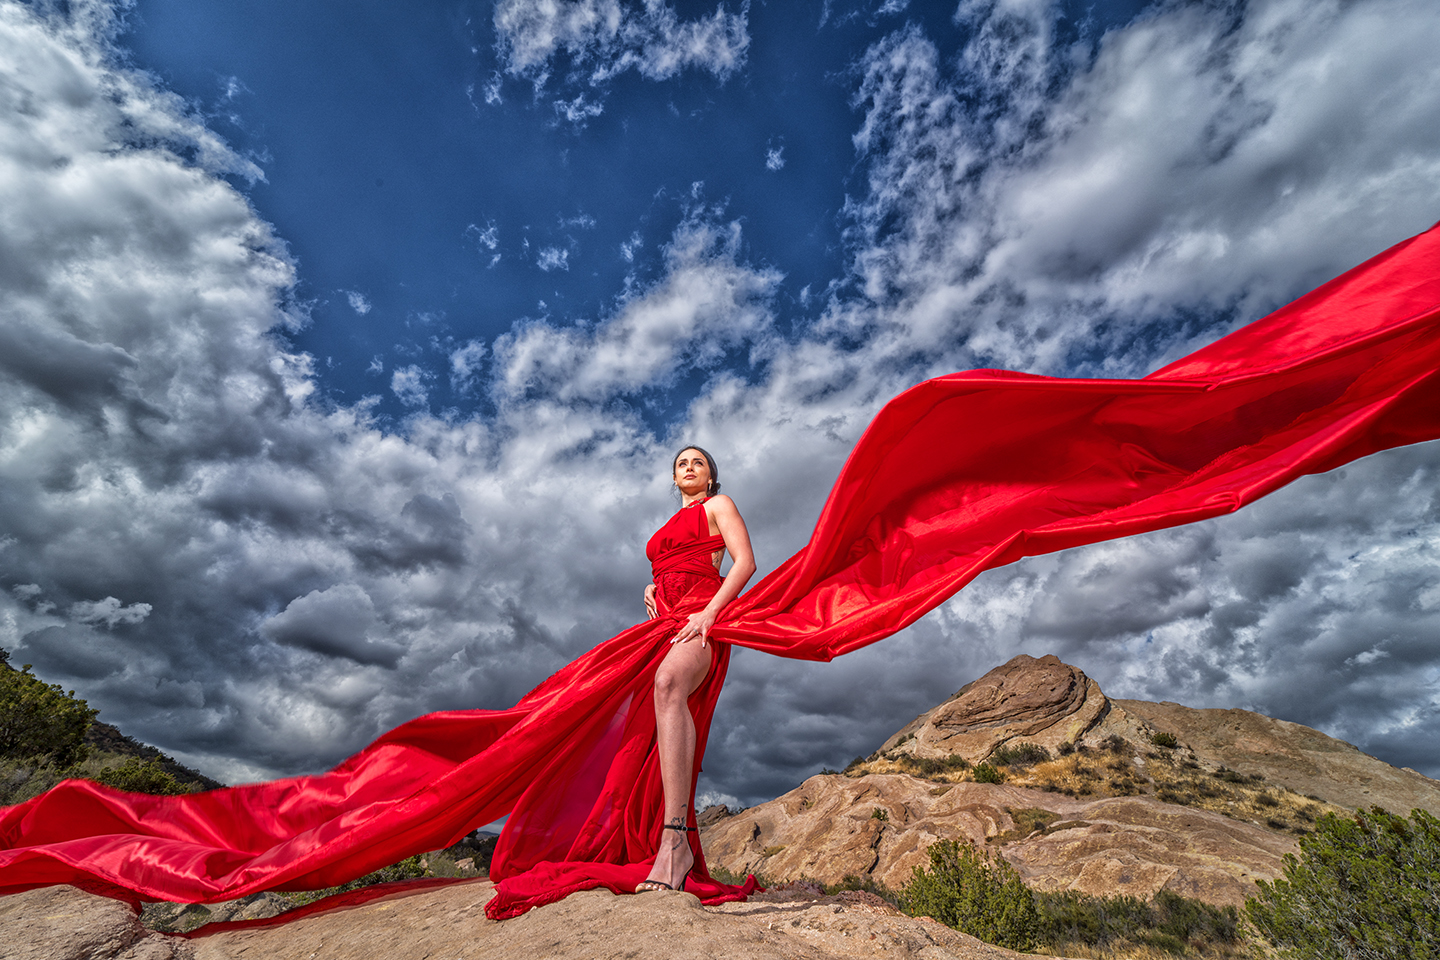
xmin=260 ymin=585 xmax=402 ymax=667
xmin=2 ymin=0 xmax=1439 ymax=800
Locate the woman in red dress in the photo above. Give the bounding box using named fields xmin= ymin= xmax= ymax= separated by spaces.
xmin=636 ymin=446 xmax=755 ymax=893
xmin=2 ymin=223 xmax=1438 ymax=918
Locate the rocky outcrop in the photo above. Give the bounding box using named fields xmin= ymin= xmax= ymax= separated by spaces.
xmin=0 ymin=882 xmax=1049 ymax=960
xmin=879 ymin=655 xmax=1147 ymax=763
xmin=701 ymin=774 xmax=1292 ymax=906
xmin=877 ymin=654 xmax=1440 ymax=817
xmin=1119 ymin=700 xmax=1440 ymax=816
xmin=1 ymin=884 xmax=180 ymax=960
xmin=705 ymin=653 xmax=1440 ymax=908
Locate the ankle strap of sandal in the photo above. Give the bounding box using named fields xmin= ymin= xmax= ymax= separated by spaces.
xmin=662 ymin=823 xmax=697 ymax=832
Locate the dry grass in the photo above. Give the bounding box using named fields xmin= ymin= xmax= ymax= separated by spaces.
xmin=1033 ymin=938 xmax=1254 ymax=960
xmin=845 ymin=752 xmax=974 ymax=782
xmin=1140 ymin=752 xmax=1344 ymax=833
xmin=847 ymin=735 xmax=1344 ymax=837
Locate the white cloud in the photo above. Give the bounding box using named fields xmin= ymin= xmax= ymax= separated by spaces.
xmin=345 ymin=290 xmax=372 ymax=315
xmin=621 ymin=231 xmax=642 ymax=262
xmin=493 ymin=0 xmax=749 ymax=93
xmin=69 ymin=596 xmax=152 ymax=628
xmin=466 ymin=221 xmax=499 ymax=250
xmin=554 ymin=92 xmax=605 ymax=124
xmin=536 ymin=246 xmax=570 ymax=271
xmin=837 ymin=0 xmax=1440 ymax=376
xmin=390 ymin=364 xmax=430 ymax=406
xmin=494 ymin=215 xmax=780 ymax=402
xmin=764 ymin=146 xmax=784 ymax=171
xmin=449 ymin=340 xmax=487 ymax=394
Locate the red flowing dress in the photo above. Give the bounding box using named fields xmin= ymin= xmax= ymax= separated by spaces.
xmin=2 ymin=221 xmax=1440 ymax=919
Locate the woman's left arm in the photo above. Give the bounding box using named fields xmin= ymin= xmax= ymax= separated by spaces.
xmin=672 ymin=496 xmax=756 ymax=647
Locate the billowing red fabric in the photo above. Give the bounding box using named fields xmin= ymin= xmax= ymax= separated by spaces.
xmin=2 ymin=222 xmax=1440 ymax=917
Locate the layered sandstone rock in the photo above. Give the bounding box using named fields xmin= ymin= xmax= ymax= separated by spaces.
xmin=0 ymin=882 xmax=1048 ymax=960
xmin=701 ymin=774 xmax=1291 ymax=906
xmin=879 ymin=655 xmax=1146 ymax=763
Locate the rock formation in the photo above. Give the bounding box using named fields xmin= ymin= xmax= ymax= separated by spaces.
xmin=878 ymin=655 xmax=1146 ymax=762
xmin=703 ymin=654 xmax=1440 ymax=907
xmin=700 ymin=774 xmax=1292 ymax=905
xmin=875 ymin=654 xmax=1440 ymax=818
xmin=1 ymin=881 xmax=1040 ymax=960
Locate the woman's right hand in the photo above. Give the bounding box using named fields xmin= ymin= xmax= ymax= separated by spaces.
xmin=643 ymin=583 xmax=658 ymax=620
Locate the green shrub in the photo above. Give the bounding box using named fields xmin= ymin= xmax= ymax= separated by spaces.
xmin=1246 ymin=806 xmax=1440 ymax=960
xmin=1038 ymin=889 xmax=1153 ymax=946
xmin=871 ymin=807 xmax=889 ymax=821
xmin=901 ymin=840 xmax=1039 ymax=951
xmin=1038 ymin=888 xmax=1238 ymax=954
xmin=91 ymin=757 xmax=189 ymax=795
xmin=1151 ymin=731 xmax=1179 ymax=749
xmin=903 ymin=837 xmax=1240 ymax=956
xmin=972 ymin=762 xmax=1004 ymax=784
xmin=910 ymin=754 xmax=970 ymax=777
xmin=990 ymin=742 xmax=1051 ymax=768
xmin=0 ymin=660 xmax=97 ymax=767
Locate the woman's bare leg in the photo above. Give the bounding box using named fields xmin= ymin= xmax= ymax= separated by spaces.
xmin=638 ymin=639 xmax=711 ymax=890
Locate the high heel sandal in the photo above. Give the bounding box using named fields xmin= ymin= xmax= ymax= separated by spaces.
xmin=634 ymin=823 xmax=696 ymax=893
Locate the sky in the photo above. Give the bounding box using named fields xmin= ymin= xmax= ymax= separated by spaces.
xmin=1 ymin=0 xmax=1439 ymax=809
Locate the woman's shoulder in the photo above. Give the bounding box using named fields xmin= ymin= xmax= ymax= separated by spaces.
xmin=703 ymin=494 xmax=740 ymax=516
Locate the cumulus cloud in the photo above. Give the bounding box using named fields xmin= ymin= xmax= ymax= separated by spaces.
xmin=764 ymin=146 xmax=784 ymax=171
xmin=835 ymin=0 xmax=1440 ymax=376
xmin=2 ymin=0 xmax=1440 ymax=805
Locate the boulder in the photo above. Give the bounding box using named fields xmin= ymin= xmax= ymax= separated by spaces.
xmin=880 ymin=655 xmax=1145 ymax=763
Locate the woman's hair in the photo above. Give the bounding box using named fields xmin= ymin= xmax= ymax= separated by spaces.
xmin=672 ymin=445 xmax=720 ymax=496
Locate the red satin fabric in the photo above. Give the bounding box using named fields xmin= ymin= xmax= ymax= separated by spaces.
xmin=2 ymin=222 xmax=1440 ymax=917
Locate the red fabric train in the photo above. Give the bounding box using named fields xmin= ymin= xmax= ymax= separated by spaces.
xmin=2 ymin=222 xmax=1439 ymax=919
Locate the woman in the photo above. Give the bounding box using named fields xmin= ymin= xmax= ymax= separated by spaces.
xmin=2 ymin=222 xmax=1439 ymax=918
xmin=636 ymin=446 xmax=755 ymax=893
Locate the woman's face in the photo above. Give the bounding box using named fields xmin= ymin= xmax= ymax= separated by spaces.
xmin=673 ymin=448 xmax=712 ymax=498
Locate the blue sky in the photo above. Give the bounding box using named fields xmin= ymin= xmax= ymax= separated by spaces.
xmin=2 ymin=0 xmax=1440 ymax=807
xmin=124 ymin=0 xmax=1150 ymax=422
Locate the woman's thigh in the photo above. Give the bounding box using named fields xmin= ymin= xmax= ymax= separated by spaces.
xmin=655 ymin=639 xmax=712 ymax=698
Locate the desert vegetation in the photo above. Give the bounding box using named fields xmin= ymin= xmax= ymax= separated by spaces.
xmin=1247 ymin=806 xmax=1439 ymax=960
xmin=900 ymin=838 xmax=1243 ymax=957
xmin=896 ymin=803 xmax=1440 ymax=959
xmin=0 ymin=648 xmax=213 ymax=804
